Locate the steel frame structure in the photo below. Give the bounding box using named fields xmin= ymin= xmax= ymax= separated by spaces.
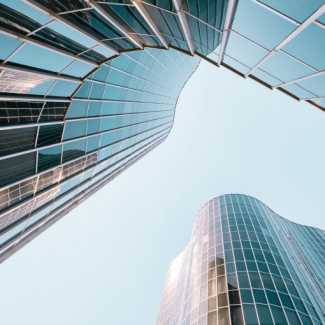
xmin=21 ymin=0 xmax=119 ymax=55
xmin=217 ymin=0 xmax=236 ymax=66
xmin=131 ymin=0 xmax=169 ymax=49
xmin=172 ymin=0 xmax=196 ymax=55
xmin=85 ymin=0 xmax=143 ymax=49
xmin=0 ymin=0 xmax=324 ymax=108
xmin=244 ymin=3 xmax=325 ymax=77
xmin=0 ymin=26 xmax=99 ymax=67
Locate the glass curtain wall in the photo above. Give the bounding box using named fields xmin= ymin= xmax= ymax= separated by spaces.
xmin=1 ymin=0 xmax=325 ymax=261
xmin=0 ymin=0 xmax=201 ymax=262
xmin=155 ymin=194 xmax=325 ymax=325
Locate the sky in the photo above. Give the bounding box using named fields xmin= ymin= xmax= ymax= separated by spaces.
xmin=0 ymin=59 xmax=325 ymax=325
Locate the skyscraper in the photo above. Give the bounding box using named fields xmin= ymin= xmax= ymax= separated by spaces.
xmin=1 ymin=0 xmax=325 ymax=261
xmin=155 ymin=194 xmax=325 ymax=325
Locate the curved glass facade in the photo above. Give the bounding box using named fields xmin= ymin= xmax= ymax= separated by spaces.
xmin=0 ymin=46 xmax=200 ymax=262
xmin=155 ymin=194 xmax=325 ymax=325
xmin=1 ymin=0 xmax=325 ymax=261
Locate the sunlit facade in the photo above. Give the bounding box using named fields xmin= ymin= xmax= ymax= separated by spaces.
xmin=156 ymin=194 xmax=325 ymax=325
xmin=1 ymin=0 xmax=325 ymax=261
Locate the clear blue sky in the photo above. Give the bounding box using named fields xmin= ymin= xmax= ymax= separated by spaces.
xmin=0 ymin=59 xmax=325 ymax=325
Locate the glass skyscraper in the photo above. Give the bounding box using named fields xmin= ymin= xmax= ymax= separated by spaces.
xmin=1 ymin=0 xmax=325 ymax=261
xmin=155 ymin=194 xmax=325 ymax=325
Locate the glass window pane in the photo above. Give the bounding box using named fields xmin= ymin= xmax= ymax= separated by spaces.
xmin=89 ymin=83 xmax=106 ymax=99
xmin=93 ymin=46 xmax=115 ymax=58
xmin=227 ymin=273 xmax=238 ymax=290
xmin=101 ymin=102 xmax=116 ymax=116
xmin=66 ymin=101 xmax=88 ymax=119
xmin=240 ymin=289 xmax=254 ymax=303
xmin=218 ymin=307 xmax=230 ymax=325
xmin=284 ymin=309 xmax=301 ymax=325
xmin=28 ymin=80 xmax=56 ymax=96
xmin=226 ymin=32 xmax=269 ymax=69
xmin=259 ymin=51 xmax=315 ymax=83
xmin=82 ymin=167 xmax=95 ymax=182
xmin=48 ymin=81 xmax=80 ymax=97
xmin=49 ymin=22 xmax=96 ymax=48
xmin=103 ymin=85 xmax=120 ymax=100
xmin=87 ymin=119 xmax=100 ymax=135
xmin=243 ymin=304 xmax=259 ymax=325
xmin=260 ymin=273 xmax=275 ymax=291
xmin=37 ymin=124 xmax=63 ymax=148
xmin=87 ymin=135 xmax=100 ymax=153
xmin=256 ymin=305 xmax=273 ymax=325
xmin=278 ymin=293 xmax=293 ymax=309
xmin=249 ymin=272 xmax=263 ymax=289
xmin=10 ymin=44 xmax=74 ymax=73
xmin=63 ymin=121 xmax=87 ymax=140
xmin=100 ymin=132 xmax=114 ymax=148
xmin=63 ymin=61 xmax=94 ymax=78
xmin=265 ymin=290 xmax=280 ymax=306
xmin=228 ymin=290 xmax=241 ymax=305
xmin=93 ymin=66 xmax=110 ymax=82
xmin=272 ymin=275 xmax=287 ymax=293
xmin=284 ymin=279 xmax=299 ymax=297
xmin=230 ymin=306 xmax=244 ymax=325
xmin=270 ymin=306 xmax=288 ymax=325
xmin=0 ymin=152 xmax=36 ymax=187
xmin=208 ymin=279 xmax=216 ymax=297
xmin=218 ymin=292 xmax=228 ymax=307
xmin=0 ymin=0 xmax=52 ymax=24
xmin=282 ymin=24 xmax=325 ymax=71
xmin=231 ymin=0 xmax=296 ymax=51
xmin=296 ymin=74 xmax=325 ymax=97
xmin=63 ymin=139 xmax=86 ymax=162
xmin=100 ymin=117 xmax=115 ymax=132
xmin=298 ymin=313 xmax=312 ymax=325
xmin=217 ymin=276 xmax=227 ymax=292
xmin=238 ymin=272 xmax=250 ymax=288
xmin=0 ymin=34 xmax=24 ymax=61
xmin=98 ymin=146 xmax=112 ymax=162
xmin=58 ymin=176 xmax=82 ymax=196
xmin=207 ymin=311 xmax=217 ymax=325
xmin=87 ymin=101 xmax=102 ymax=117
xmin=38 ymin=145 xmax=61 ymax=172
xmin=253 ymin=289 xmax=267 ymax=304
xmin=74 ymin=81 xmax=92 ymax=99
xmin=0 ymin=127 xmax=37 ymax=156
xmin=259 ymin=0 xmax=325 ymax=23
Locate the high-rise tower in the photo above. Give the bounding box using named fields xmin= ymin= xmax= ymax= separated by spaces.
xmin=156 ymin=194 xmax=325 ymax=325
xmin=1 ymin=0 xmax=325 ymax=261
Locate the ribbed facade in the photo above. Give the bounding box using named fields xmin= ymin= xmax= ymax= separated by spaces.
xmin=156 ymin=194 xmax=325 ymax=325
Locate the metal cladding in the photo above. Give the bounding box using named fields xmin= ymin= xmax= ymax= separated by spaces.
xmin=156 ymin=194 xmax=325 ymax=325
xmin=0 ymin=0 xmax=325 ymax=262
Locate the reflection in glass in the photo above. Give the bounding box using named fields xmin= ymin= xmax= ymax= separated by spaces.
xmin=38 ymin=145 xmax=61 ymax=172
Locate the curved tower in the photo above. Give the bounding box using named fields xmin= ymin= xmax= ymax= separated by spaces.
xmin=155 ymin=194 xmax=325 ymax=325
xmin=1 ymin=0 xmax=325 ymax=261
